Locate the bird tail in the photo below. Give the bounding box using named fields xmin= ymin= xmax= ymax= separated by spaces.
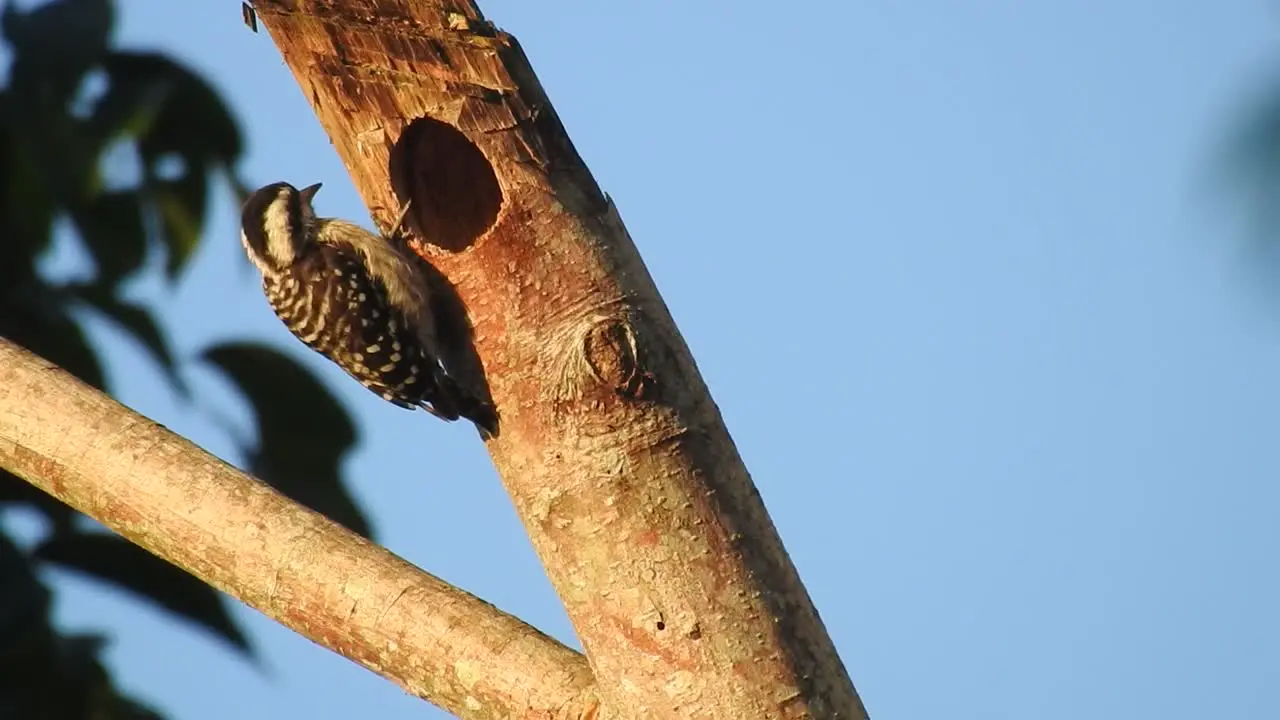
xmin=422 ymin=372 xmax=499 ymax=438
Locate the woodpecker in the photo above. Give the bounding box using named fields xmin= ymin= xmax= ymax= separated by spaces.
xmin=239 ymin=181 xmax=496 ymax=435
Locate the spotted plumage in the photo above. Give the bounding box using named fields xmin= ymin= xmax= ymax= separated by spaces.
xmin=239 ymin=181 xmax=496 ymax=434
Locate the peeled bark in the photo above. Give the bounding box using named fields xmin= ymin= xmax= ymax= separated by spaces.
xmin=253 ymin=2 xmax=868 ymax=718
xmin=0 ymin=339 xmax=596 ymax=720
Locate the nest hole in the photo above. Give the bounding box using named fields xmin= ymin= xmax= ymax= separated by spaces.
xmin=389 ymin=116 xmax=502 ymax=251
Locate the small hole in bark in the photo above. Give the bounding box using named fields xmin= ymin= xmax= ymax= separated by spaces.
xmin=655 ymin=620 xmax=666 ymax=631
xmin=389 ymin=116 xmax=502 ymax=252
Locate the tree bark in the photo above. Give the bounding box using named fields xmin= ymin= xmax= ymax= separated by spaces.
xmin=253 ymin=2 xmax=868 ymax=718
xmin=0 ymin=339 xmax=597 ymax=720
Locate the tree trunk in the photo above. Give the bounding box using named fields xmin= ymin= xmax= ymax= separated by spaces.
xmin=252 ymin=1 xmax=868 ymax=718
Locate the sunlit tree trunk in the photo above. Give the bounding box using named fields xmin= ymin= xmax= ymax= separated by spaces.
xmin=252 ymin=1 xmax=866 ymax=718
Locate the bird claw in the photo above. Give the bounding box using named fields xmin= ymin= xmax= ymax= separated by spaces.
xmin=385 ymin=198 xmax=413 ymax=242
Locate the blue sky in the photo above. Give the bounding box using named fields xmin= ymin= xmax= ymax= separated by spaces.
xmin=25 ymin=1 xmax=1280 ymax=718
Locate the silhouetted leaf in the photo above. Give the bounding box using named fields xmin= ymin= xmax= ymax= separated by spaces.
xmin=149 ymin=171 xmax=207 ymax=276
xmin=0 ymin=472 xmax=77 ymax=534
xmin=68 ymin=189 xmax=147 ymax=286
xmin=0 ymin=299 xmax=106 ymax=391
xmin=49 ymin=632 xmax=168 ymax=720
xmin=1224 ymin=79 xmax=1280 ymax=181
xmin=63 ymin=282 xmax=186 ymax=395
xmin=201 ymin=342 xmax=372 ymax=539
xmin=1 ymin=0 xmax=260 ymax=713
xmin=3 ymin=98 xmax=100 ymax=214
xmin=86 ymin=56 xmax=172 ymax=148
xmin=34 ymin=532 xmax=252 ymax=657
xmin=0 ymin=564 xmax=168 ymax=720
xmin=1213 ymin=76 xmax=1280 ymax=312
xmin=2 ymin=0 xmax=113 ymax=109
xmin=0 ymin=531 xmax=50 ymax=649
xmin=102 ymin=52 xmax=242 ymax=166
xmin=0 ymin=94 xmax=57 ymax=283
xmin=108 ymin=696 xmax=164 ymax=720
xmin=98 ymin=51 xmax=241 ymax=278
xmin=2 ymin=0 xmax=110 ymax=208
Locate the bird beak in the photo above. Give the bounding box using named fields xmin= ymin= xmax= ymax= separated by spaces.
xmin=299 ymin=183 xmax=322 ymax=204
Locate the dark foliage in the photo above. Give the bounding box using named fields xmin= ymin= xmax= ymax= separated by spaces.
xmin=0 ymin=1 xmax=371 ymax=716
xmin=1216 ymin=65 xmax=1280 ymax=313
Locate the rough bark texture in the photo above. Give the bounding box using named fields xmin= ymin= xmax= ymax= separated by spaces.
xmin=0 ymin=339 xmax=596 ymax=720
xmin=253 ymin=2 xmax=868 ymax=718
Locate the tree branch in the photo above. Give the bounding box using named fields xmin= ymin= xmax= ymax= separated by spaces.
xmin=0 ymin=338 xmax=597 ymax=720
xmin=253 ymin=1 xmax=868 ymax=717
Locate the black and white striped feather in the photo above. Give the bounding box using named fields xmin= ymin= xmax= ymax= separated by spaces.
xmin=239 ymin=181 xmax=495 ymax=434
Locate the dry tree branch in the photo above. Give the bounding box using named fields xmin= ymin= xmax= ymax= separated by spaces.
xmin=252 ymin=1 xmax=869 ymax=718
xmin=0 ymin=338 xmax=596 ymax=720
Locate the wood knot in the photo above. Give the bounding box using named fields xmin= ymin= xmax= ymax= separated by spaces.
xmin=551 ymin=314 xmax=655 ymax=407
xmin=584 ymin=319 xmax=644 ymax=394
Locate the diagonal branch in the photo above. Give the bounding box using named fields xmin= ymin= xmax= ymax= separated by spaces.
xmin=0 ymin=338 xmax=597 ymax=720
